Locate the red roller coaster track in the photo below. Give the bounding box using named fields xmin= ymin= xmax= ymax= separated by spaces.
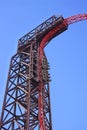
xmin=38 ymin=13 xmax=87 ymax=130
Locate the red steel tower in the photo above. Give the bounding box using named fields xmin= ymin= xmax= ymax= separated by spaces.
xmin=0 ymin=14 xmax=87 ymax=130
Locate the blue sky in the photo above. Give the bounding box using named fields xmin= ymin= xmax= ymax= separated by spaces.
xmin=0 ymin=1 xmax=87 ymax=130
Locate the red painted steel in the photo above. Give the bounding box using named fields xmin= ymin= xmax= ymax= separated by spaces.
xmin=65 ymin=13 xmax=87 ymax=25
xmin=38 ymin=13 xmax=87 ymax=130
xmin=38 ymin=20 xmax=67 ymax=130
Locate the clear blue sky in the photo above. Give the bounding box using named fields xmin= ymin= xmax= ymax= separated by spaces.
xmin=0 ymin=1 xmax=87 ymax=130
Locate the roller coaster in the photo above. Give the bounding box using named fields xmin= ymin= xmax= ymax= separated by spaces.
xmin=0 ymin=13 xmax=87 ymax=130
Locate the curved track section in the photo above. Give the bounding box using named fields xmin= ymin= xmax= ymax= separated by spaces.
xmin=40 ymin=13 xmax=87 ymax=51
xmin=65 ymin=13 xmax=87 ymax=25
xmin=38 ymin=13 xmax=87 ymax=129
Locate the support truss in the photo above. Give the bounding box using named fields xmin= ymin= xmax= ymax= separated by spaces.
xmin=0 ymin=15 xmax=68 ymax=130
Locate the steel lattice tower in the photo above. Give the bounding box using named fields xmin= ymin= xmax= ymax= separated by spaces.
xmin=0 ymin=13 xmax=87 ymax=130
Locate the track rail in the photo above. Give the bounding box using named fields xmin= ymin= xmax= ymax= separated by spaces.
xmin=38 ymin=13 xmax=87 ymax=130
xmin=65 ymin=13 xmax=87 ymax=25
